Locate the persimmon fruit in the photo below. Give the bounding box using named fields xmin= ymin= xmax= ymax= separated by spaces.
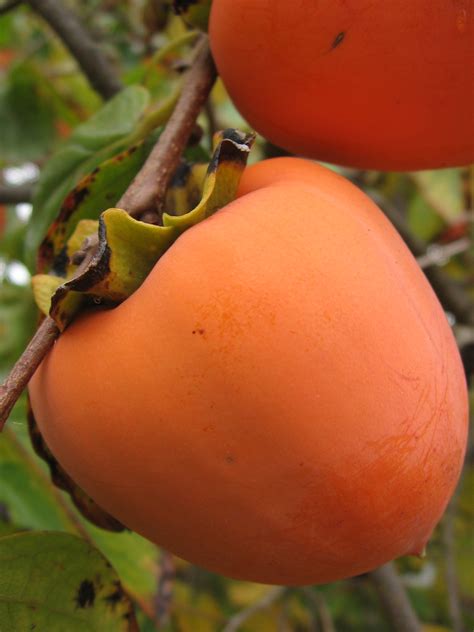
xmin=209 ymin=0 xmax=474 ymax=170
xmin=29 ymin=158 xmax=468 ymax=585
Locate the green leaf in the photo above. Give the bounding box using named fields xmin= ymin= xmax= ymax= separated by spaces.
xmin=0 ymin=13 xmax=16 ymax=48
xmin=0 ymin=207 xmax=29 ymax=263
xmin=0 ymin=284 xmax=36 ymax=374
xmin=82 ymin=524 xmax=159 ymax=610
xmin=36 ymin=137 xmax=158 ymax=275
xmin=0 ymin=531 xmax=137 ymax=631
xmin=0 ymin=429 xmax=72 ymax=532
xmin=410 ymin=169 xmax=464 ymax=224
xmin=72 ymin=87 xmax=151 ymax=151
xmin=0 ymin=63 xmax=56 ymax=162
xmin=25 ymin=86 xmax=151 ymax=269
xmin=408 ymin=194 xmax=445 ymax=242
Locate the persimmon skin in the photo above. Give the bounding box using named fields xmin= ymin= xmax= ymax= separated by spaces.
xmin=29 ymin=158 xmax=467 ymax=585
xmin=209 ymin=1 xmax=474 ymax=170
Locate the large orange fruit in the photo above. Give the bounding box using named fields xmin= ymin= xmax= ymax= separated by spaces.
xmin=29 ymin=158 xmax=468 ymax=585
xmin=209 ymin=1 xmax=474 ymax=170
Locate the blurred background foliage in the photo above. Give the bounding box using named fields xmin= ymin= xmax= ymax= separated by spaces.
xmin=0 ymin=1 xmax=472 ymax=631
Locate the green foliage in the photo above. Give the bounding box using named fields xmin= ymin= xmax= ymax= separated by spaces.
xmin=0 ymin=63 xmax=56 ymax=163
xmin=0 ymin=531 xmax=137 ymax=631
xmin=0 ymin=427 xmax=72 ymax=531
xmin=0 ymin=2 xmax=472 ymax=631
xmin=25 ymin=86 xmax=151 ymax=269
xmin=0 ymin=284 xmax=36 ymax=374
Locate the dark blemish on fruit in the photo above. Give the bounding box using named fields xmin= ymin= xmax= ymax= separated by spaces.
xmin=331 ymin=32 xmax=345 ymax=49
xmin=76 ymin=579 xmax=96 ymax=609
xmin=225 ymin=454 xmax=236 ymax=464
xmin=192 ymin=328 xmax=206 ymax=336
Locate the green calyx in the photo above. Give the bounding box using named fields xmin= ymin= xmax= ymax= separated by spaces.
xmin=32 ymin=129 xmax=255 ymax=331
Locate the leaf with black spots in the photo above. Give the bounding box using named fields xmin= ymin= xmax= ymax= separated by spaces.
xmin=37 ymin=137 xmax=158 ymax=275
xmin=0 ymin=531 xmax=137 ymax=631
xmin=25 ymin=86 xmax=151 ymax=269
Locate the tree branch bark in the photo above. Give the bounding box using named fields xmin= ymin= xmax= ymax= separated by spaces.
xmin=0 ymin=0 xmax=22 ymax=15
xmin=0 ymin=183 xmax=33 ymax=204
xmin=222 ymin=586 xmax=287 ymax=632
xmin=0 ymin=38 xmax=216 ymax=431
xmin=370 ymin=563 xmax=421 ymax=632
xmin=27 ymin=0 xmax=122 ymax=100
xmin=442 ymin=494 xmax=465 ymax=632
xmin=117 ymin=37 xmax=216 ymax=219
xmin=0 ymin=317 xmax=59 ymax=431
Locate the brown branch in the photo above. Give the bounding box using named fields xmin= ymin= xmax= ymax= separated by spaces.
xmin=0 ymin=183 xmax=34 ymax=204
xmin=222 ymin=586 xmax=287 ymax=632
xmin=302 ymin=587 xmax=336 ymax=632
xmin=0 ymin=39 xmax=216 ymax=431
xmin=0 ymin=317 xmax=59 ymax=431
xmin=0 ymin=0 xmax=22 ymax=15
xmin=442 ymin=493 xmax=465 ymax=632
xmin=27 ymin=0 xmax=122 ymax=100
xmin=154 ymin=549 xmax=175 ymax=627
xmin=117 ymin=37 xmax=217 ymax=219
xmin=369 ymin=563 xmax=421 ymax=632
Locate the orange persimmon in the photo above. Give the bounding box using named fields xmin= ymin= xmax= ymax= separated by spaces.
xmin=29 ymin=158 xmax=468 ymax=585
xmin=209 ymin=1 xmax=474 ymax=170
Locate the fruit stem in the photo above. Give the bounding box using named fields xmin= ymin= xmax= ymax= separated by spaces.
xmin=0 ymin=37 xmax=217 ymax=431
xmin=0 ymin=317 xmax=60 ymax=431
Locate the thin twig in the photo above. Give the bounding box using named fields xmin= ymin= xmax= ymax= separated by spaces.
xmin=369 ymin=563 xmax=421 ymax=632
xmin=0 ymin=39 xmax=216 ymax=430
xmin=222 ymin=586 xmax=287 ymax=632
xmin=302 ymin=587 xmax=336 ymax=632
xmin=0 ymin=183 xmax=33 ymax=204
xmin=0 ymin=0 xmax=22 ymax=15
xmin=27 ymin=0 xmax=122 ymax=100
xmin=0 ymin=317 xmax=60 ymax=430
xmin=416 ymin=238 xmax=470 ymax=270
xmin=154 ymin=549 xmax=175 ymax=627
xmin=117 ymin=37 xmax=217 ymax=219
xmin=442 ymin=493 xmax=465 ymax=632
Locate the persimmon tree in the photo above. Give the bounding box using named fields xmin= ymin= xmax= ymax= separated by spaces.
xmin=0 ymin=1 xmax=472 ymax=631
